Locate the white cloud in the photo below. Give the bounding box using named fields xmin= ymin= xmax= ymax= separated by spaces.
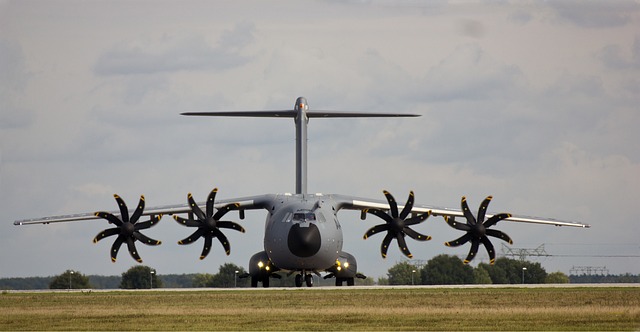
xmin=548 ymin=0 xmax=640 ymax=28
xmin=94 ymin=23 xmax=256 ymax=76
xmin=1 ymin=0 xmax=639 ymax=278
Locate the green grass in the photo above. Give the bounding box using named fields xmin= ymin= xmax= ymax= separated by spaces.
xmin=1 ymin=287 xmax=639 ymax=330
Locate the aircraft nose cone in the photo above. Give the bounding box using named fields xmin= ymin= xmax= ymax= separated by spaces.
xmin=287 ymin=223 xmax=321 ymax=258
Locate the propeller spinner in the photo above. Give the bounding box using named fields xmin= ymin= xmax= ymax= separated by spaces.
xmin=93 ymin=194 xmax=162 ymax=263
xmin=173 ymin=188 xmax=245 ymax=260
xmin=444 ymin=196 xmax=513 ymax=264
xmin=363 ymin=190 xmax=432 ymax=258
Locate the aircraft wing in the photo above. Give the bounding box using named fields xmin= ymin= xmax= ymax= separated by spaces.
xmin=13 ymin=194 xmax=276 ymax=226
xmin=332 ymin=194 xmax=590 ymax=228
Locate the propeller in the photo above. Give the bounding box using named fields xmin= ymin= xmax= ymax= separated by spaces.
xmin=363 ymin=190 xmax=432 ymax=258
xmin=173 ymin=188 xmax=245 ymax=260
xmin=93 ymin=194 xmax=162 ymax=263
xmin=444 ymin=196 xmax=513 ymax=264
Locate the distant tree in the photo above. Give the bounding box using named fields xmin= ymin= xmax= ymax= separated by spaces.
xmin=88 ymin=275 xmax=121 ymax=289
xmin=356 ymin=273 xmax=374 ymax=286
xmin=120 ymin=266 xmax=162 ymax=289
xmin=545 ymin=271 xmax=569 ymax=284
xmin=209 ymin=263 xmax=249 ymax=288
xmin=479 ymin=258 xmax=547 ymax=284
xmin=159 ymin=274 xmax=195 ymax=288
xmin=421 ymin=255 xmax=474 ymax=285
xmin=376 ymin=277 xmax=389 ymax=285
xmin=479 ymin=261 xmax=508 ymax=284
xmin=473 ymin=266 xmax=492 ymax=284
xmin=0 ymin=277 xmax=52 ymax=290
xmin=49 ymin=270 xmax=91 ymax=289
xmin=617 ymin=273 xmax=640 ymax=283
xmin=192 ymin=273 xmax=215 ymax=288
xmin=387 ymin=261 xmax=420 ymax=285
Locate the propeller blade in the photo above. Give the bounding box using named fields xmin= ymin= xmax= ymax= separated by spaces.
xmin=477 ymin=196 xmax=492 ymax=224
xmin=486 ymin=229 xmax=514 ymax=244
xmin=483 ymin=213 xmax=512 ymax=228
xmin=444 ymin=215 xmax=471 ymax=231
xmin=110 ymin=236 xmax=125 ymax=262
xmin=173 ymin=215 xmax=201 ymax=227
xmin=404 ymin=211 xmax=430 ymax=226
xmin=187 ymin=193 xmax=206 ymax=220
xmin=363 ymin=224 xmax=389 ymax=239
xmin=380 ymin=232 xmax=394 ymax=258
xmin=399 ymin=191 xmax=414 ymax=220
xmin=93 ymin=227 xmax=119 ymax=243
xmin=383 ymin=190 xmax=399 ymax=218
xmin=126 ymin=236 xmax=142 ymax=263
xmin=94 ymin=211 xmax=122 ymax=226
xmin=200 ymin=234 xmax=213 ymax=260
xmin=403 ymin=227 xmax=432 ymax=241
xmin=206 ymin=188 xmax=218 ymax=219
xmin=395 ymin=233 xmax=413 ymax=258
xmin=217 ymin=221 xmax=245 ymax=233
xmin=130 ymin=195 xmax=145 ymax=224
xmin=178 ymin=228 xmax=205 ymax=245
xmin=480 ymin=236 xmax=496 ymax=264
xmin=445 ymin=233 xmax=472 ymax=247
xmin=461 ymin=196 xmax=477 ymax=225
xmin=365 ymin=208 xmax=394 ymax=224
xmin=213 ymin=203 xmax=240 ymax=220
xmin=114 ymin=195 xmax=130 ymax=224
xmin=135 ymin=215 xmax=162 ymax=230
xmin=133 ymin=232 xmax=161 ymax=246
xmin=464 ymin=240 xmax=480 ymax=264
xmin=213 ymin=228 xmax=231 ymax=255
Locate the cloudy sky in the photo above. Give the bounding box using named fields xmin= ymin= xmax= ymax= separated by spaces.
xmin=1 ymin=0 xmax=639 ymax=279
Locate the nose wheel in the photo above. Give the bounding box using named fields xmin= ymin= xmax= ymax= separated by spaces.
xmin=295 ymin=273 xmax=314 ymax=287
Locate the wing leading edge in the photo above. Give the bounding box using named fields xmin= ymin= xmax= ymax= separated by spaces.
xmin=13 ymin=194 xmax=275 ymax=226
xmin=335 ymin=195 xmax=590 ymax=228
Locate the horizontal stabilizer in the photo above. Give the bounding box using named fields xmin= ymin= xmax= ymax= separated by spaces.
xmin=182 ymin=111 xmax=420 ymax=118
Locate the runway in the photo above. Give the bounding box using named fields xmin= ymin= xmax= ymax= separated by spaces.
xmin=5 ymin=283 xmax=639 ymax=293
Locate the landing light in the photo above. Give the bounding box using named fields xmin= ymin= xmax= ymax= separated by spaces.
xmin=344 ymin=262 xmax=349 ymax=268
xmin=258 ymin=261 xmax=264 ymax=268
xmin=265 ymin=266 xmax=270 ymax=271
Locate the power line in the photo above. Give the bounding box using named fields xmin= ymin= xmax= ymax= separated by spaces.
xmin=552 ymin=254 xmax=640 ymax=258
xmin=501 ymin=243 xmax=550 ymax=261
xmin=570 ymin=266 xmax=609 ymax=275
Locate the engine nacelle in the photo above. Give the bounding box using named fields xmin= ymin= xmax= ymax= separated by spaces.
xmin=244 ymin=251 xmax=280 ymax=287
xmin=323 ymin=251 xmax=366 ymax=286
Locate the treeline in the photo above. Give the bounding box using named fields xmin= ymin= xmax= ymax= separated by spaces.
xmin=0 ymin=263 xmax=372 ymax=290
xmin=383 ymin=255 xmax=640 ymax=285
xmin=2 ymin=258 xmax=638 ymax=290
xmin=570 ymin=273 xmax=640 ymax=284
xmin=383 ymin=255 xmax=557 ymax=285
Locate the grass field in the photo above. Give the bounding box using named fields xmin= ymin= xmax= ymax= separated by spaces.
xmin=2 ymin=286 xmax=639 ymax=330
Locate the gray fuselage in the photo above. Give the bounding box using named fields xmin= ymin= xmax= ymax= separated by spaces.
xmin=263 ymin=194 xmax=343 ymax=271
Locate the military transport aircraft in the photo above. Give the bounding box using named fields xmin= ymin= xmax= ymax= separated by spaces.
xmin=14 ymin=97 xmax=589 ymax=287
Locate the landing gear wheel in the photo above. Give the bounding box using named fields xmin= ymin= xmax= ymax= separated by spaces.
xmin=251 ymin=277 xmax=258 ymax=288
xmin=347 ymin=277 xmax=355 ymax=286
xmin=295 ymin=274 xmax=303 ymax=287
xmin=305 ymin=274 xmax=313 ymax=287
xmin=335 ymin=278 xmax=343 ymax=286
xmin=262 ymin=277 xmax=270 ymax=288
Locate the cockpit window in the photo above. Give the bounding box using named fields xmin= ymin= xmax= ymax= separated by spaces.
xmin=293 ymin=212 xmax=316 ymax=222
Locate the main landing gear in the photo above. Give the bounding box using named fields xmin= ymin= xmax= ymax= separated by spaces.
xmin=294 ymin=273 xmax=314 ymax=287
